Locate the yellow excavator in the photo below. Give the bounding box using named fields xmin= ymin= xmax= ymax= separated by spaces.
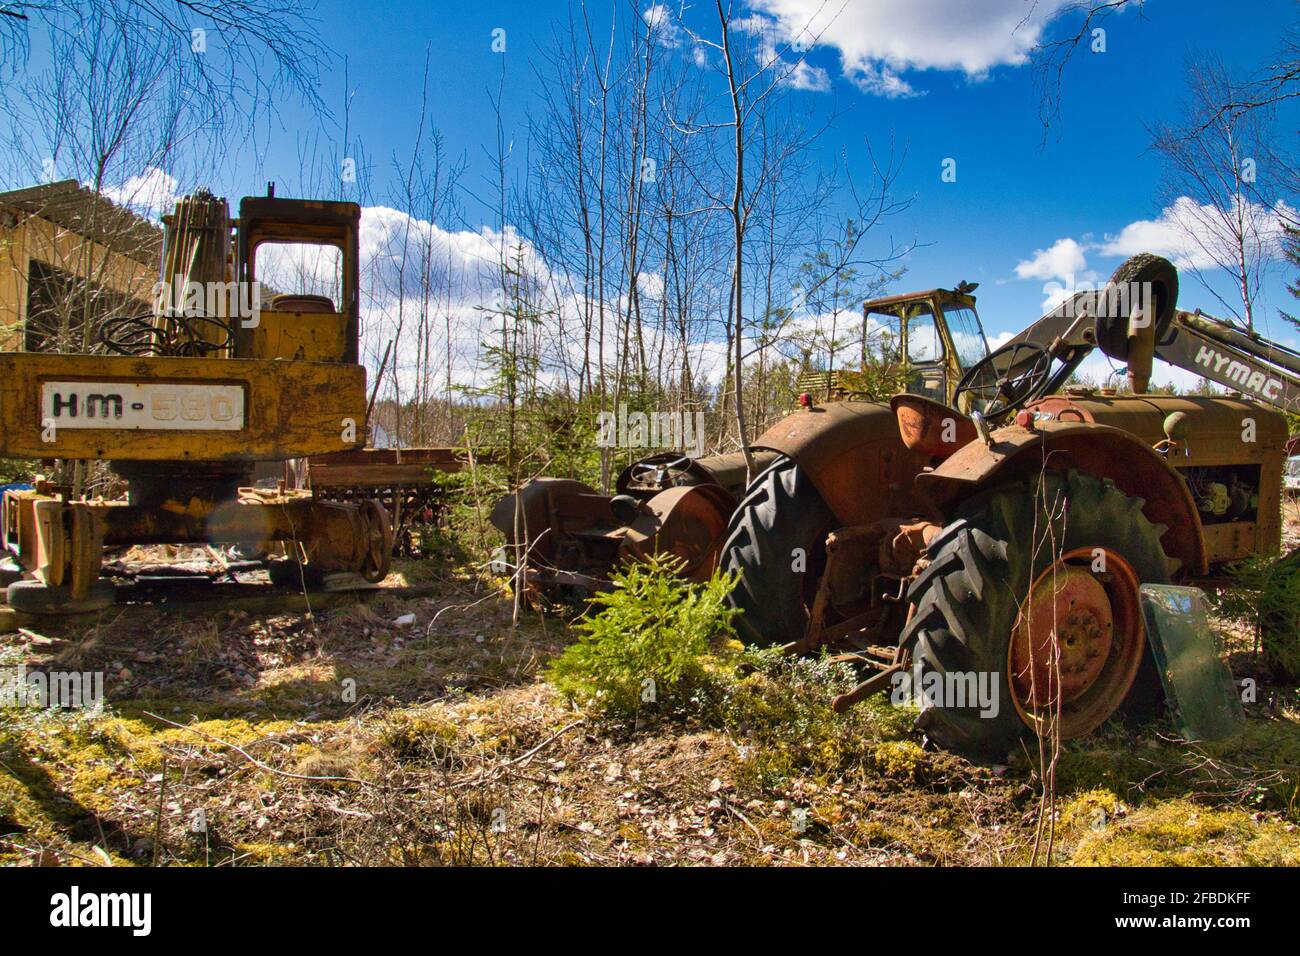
xmin=0 ymin=188 xmax=392 ymax=613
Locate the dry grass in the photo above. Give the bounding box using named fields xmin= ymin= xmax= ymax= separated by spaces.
xmin=2 ymin=546 xmax=1299 ymax=867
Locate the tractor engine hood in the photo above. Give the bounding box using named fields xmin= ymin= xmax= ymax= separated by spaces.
xmin=1027 ymin=394 xmax=1288 ymax=467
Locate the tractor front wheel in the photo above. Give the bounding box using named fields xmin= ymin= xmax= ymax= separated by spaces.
xmin=902 ymin=469 xmax=1175 ymax=759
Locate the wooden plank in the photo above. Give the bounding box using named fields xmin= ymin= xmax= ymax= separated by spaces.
xmin=309 ymin=464 xmax=458 ymax=488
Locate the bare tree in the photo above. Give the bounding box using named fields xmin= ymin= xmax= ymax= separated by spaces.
xmin=1152 ymin=56 xmax=1283 ymax=332
xmin=666 ymin=1 xmax=841 ymax=474
xmin=1030 ymin=0 xmax=1145 ymax=138
xmin=1 ymin=0 xmax=326 ymax=147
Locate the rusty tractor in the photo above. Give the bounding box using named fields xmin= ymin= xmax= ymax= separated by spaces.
xmin=496 ymin=253 xmax=1290 ymax=757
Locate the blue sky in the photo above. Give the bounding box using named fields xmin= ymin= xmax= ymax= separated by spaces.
xmin=17 ymin=0 xmax=1297 ymax=389
xmin=231 ymin=0 xmax=1298 ymax=384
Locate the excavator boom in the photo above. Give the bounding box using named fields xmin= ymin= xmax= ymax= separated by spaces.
xmin=1158 ymin=310 xmax=1300 ymax=411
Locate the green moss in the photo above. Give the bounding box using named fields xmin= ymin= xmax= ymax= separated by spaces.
xmin=871 ymin=740 xmax=926 ymax=782
xmin=233 ymin=842 xmax=304 ymax=865
xmin=720 ymin=651 xmax=913 ymax=789
xmin=1072 ymin=799 xmax=1300 ymax=865
xmin=1060 ymin=788 xmax=1123 ymax=831
xmin=377 ymin=711 xmax=462 ymax=766
xmin=1056 ymin=710 xmax=1300 ymax=823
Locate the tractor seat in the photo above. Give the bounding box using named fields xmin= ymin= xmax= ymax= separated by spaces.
xmin=268 ymin=293 xmax=335 ymax=314
xmin=891 ymin=394 xmax=976 ymax=460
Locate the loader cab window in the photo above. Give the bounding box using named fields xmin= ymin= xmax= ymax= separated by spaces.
xmin=864 ymin=302 xmax=946 ymax=401
xmin=906 ymin=311 xmax=943 ymax=364
xmin=941 ymin=304 xmax=989 ymax=371
xmin=904 ymin=307 xmax=947 ymax=402
xmin=864 ymin=310 xmax=903 ymax=365
xmin=252 ymin=241 xmax=344 ymax=313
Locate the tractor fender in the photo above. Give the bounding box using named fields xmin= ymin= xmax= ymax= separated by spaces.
xmin=490 ymin=477 xmax=604 ymax=563
xmin=915 ymin=420 xmax=1207 ymax=576
xmin=753 ymin=400 xmax=930 ymax=527
xmin=619 ymin=483 xmax=736 ymax=580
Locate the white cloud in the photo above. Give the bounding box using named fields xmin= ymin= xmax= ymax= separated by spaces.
xmin=849 ymin=64 xmax=917 ymax=99
xmin=1014 ymin=196 xmax=1296 ymax=313
xmin=643 ymin=4 xmax=684 ymax=47
xmin=1097 ymin=196 xmax=1294 ymax=272
xmin=1014 ymin=237 xmax=1100 ymax=312
xmin=358 ymin=204 xmax=548 ymax=300
xmin=735 ymin=13 xmax=831 ymax=92
xmin=645 ymin=3 xmax=713 ymax=67
xmin=346 ymin=205 xmax=562 ymax=394
xmin=98 ymin=167 xmax=179 ymax=218
xmin=987 ymin=330 xmax=1017 ymax=351
xmin=1015 ymin=237 xmax=1088 ymax=284
xmin=747 ymin=0 xmax=1080 ymax=96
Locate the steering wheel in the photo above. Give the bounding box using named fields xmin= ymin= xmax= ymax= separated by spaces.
xmin=631 ymin=454 xmax=690 ymax=477
xmin=953 ymin=341 xmax=1054 ymax=421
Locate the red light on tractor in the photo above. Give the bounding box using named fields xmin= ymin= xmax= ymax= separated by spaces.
xmin=798 ymin=392 xmax=813 ymax=409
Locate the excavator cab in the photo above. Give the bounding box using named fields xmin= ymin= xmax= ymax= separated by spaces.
xmin=865 ymin=286 xmax=989 ymax=407
xmin=234 ymin=194 xmax=361 ymax=364
xmin=0 ymin=188 xmax=390 ymax=613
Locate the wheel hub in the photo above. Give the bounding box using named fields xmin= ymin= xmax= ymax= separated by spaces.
xmin=1010 ymin=567 xmax=1113 ymax=704
xmin=1007 ymin=548 xmax=1145 ymax=739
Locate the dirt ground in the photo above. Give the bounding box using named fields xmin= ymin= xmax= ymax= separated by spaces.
xmin=2 ymin=511 xmax=1299 ymax=867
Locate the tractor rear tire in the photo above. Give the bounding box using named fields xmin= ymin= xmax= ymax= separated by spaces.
xmin=5 ymin=578 xmax=116 ymax=615
xmin=720 ymin=455 xmax=838 ymax=646
xmin=903 ymin=469 xmax=1175 ymax=760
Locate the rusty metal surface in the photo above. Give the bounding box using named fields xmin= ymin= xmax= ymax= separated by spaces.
xmin=494 ymin=475 xmax=735 ymax=595
xmin=753 ymin=400 xmax=930 ymax=527
xmin=490 ymin=477 xmax=604 ymax=570
xmin=305 ymin=447 xmax=504 ymax=557
xmin=1028 ymin=394 xmax=1285 ymax=564
xmin=620 ymin=483 xmax=735 ymax=580
xmin=1008 ymin=548 xmax=1146 ymax=739
xmin=695 ymin=450 xmax=778 ymax=495
xmin=800 ymin=518 xmax=935 ymax=656
xmin=1011 ymin=567 xmax=1113 ymax=705
xmin=917 ymin=417 xmax=1209 ymax=576
xmin=614 ymin=449 xmax=776 ymax=499
xmin=306 ymin=446 xmax=492 ymax=490
xmin=1029 ymin=394 xmax=1288 ymax=462
xmin=864 ymin=287 xmax=977 ymax=312
xmin=2 ymin=483 xmax=391 ymax=595
xmin=891 ymin=394 xmax=976 ymax=459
